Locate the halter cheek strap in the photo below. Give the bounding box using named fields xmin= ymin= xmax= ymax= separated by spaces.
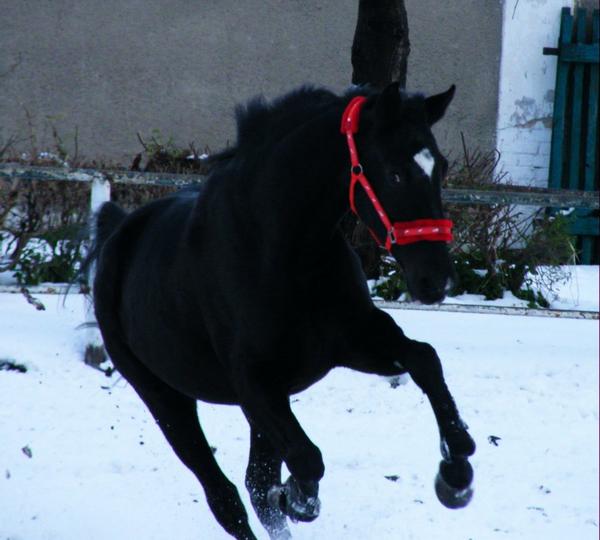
xmin=340 ymin=96 xmax=453 ymax=252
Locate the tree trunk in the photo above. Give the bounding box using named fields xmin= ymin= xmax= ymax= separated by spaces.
xmin=348 ymin=0 xmax=410 ymax=279
xmin=351 ymin=0 xmax=410 ymax=89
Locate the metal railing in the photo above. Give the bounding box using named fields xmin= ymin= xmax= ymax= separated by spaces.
xmin=1 ymin=162 xmax=599 ymax=208
xmin=1 ymin=162 xmax=598 ymax=319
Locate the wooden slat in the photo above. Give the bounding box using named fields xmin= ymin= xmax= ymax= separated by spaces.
xmin=568 ymin=9 xmax=586 ymax=191
xmin=574 ymin=9 xmax=596 ymax=263
xmin=547 ymin=9 xmax=599 ymax=263
xmin=585 ymin=10 xmax=599 ymax=193
xmin=561 ymin=43 xmax=600 ymax=63
xmin=570 ymin=216 xmax=599 ymax=236
xmin=581 ymin=11 xmax=600 ymax=262
xmin=549 ymin=7 xmax=573 ymax=189
xmin=579 ymin=229 xmax=594 ymax=263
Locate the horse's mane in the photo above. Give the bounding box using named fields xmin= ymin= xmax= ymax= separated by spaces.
xmin=223 ymin=85 xmax=430 ymax=155
xmin=233 ymin=86 xmax=341 ymax=149
xmin=205 ymin=85 xmax=380 ymax=174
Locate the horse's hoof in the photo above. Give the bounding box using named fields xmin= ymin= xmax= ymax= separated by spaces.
xmin=268 ymin=477 xmax=321 ymax=523
xmin=434 ymin=459 xmax=474 ymax=509
xmin=268 ymin=526 xmax=292 ymax=540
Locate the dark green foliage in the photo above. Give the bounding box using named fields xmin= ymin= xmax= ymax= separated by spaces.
xmin=12 ymin=226 xmax=84 ymax=285
xmin=513 ymin=287 xmax=550 ymax=309
xmin=373 ymin=270 xmax=407 ymax=300
xmin=135 ymin=129 xmax=213 ymax=175
xmin=0 ymin=129 xmax=207 ymax=285
xmin=0 ymin=175 xmax=90 ymax=285
xmin=373 ymin=211 xmax=573 ymax=307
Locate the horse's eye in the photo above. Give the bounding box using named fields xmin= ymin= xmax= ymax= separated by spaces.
xmin=392 ymin=173 xmax=402 ymax=184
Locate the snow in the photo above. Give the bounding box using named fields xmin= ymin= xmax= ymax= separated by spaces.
xmin=380 ymin=266 xmax=599 ymax=313
xmin=0 ymin=285 xmax=598 ymax=540
xmin=543 ymin=266 xmax=599 ymax=312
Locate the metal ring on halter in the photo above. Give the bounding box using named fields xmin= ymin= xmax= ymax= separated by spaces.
xmin=388 ymin=228 xmax=397 ymax=245
xmin=351 ymin=164 xmax=363 ymax=175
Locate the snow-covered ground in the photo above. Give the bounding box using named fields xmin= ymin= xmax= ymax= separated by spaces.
xmin=0 ymin=278 xmax=598 ymax=539
xmin=370 ymin=265 xmax=599 ymax=314
xmin=444 ymin=266 xmax=599 ymax=313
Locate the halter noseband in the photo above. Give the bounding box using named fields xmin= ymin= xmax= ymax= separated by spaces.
xmin=341 ymin=96 xmax=453 ymax=252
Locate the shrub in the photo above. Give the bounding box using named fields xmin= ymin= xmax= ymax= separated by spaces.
xmin=0 ymin=129 xmax=204 ymax=284
xmin=11 ymin=228 xmax=84 ymax=285
xmin=0 ymin=175 xmax=90 ymax=285
xmin=1 ymin=130 xmax=576 ymax=301
xmin=373 ymin=138 xmax=576 ymax=307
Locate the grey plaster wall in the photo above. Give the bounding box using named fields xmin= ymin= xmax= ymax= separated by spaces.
xmin=1 ymin=1 xmax=502 ymax=164
xmin=405 ymin=0 xmax=503 ymax=159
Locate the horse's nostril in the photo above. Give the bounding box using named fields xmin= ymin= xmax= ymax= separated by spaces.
xmin=421 ymin=277 xmax=445 ymax=294
xmin=416 ymin=276 xmax=449 ymax=304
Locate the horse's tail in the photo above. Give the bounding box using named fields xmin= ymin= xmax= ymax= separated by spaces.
xmin=79 ymin=202 xmax=127 ymax=291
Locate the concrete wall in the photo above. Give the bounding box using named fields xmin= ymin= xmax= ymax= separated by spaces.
xmin=406 ymin=0 xmax=503 ymax=159
xmin=1 ymin=1 xmax=502 ymax=165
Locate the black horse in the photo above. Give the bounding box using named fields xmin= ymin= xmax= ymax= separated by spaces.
xmin=87 ymin=83 xmax=475 ymax=540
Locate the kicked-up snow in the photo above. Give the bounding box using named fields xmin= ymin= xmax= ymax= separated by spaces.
xmin=0 ymin=288 xmax=598 ymax=539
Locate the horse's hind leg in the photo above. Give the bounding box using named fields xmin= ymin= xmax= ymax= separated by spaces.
xmin=104 ymin=342 xmax=257 ymax=540
xmin=234 ymin=368 xmax=322 ymax=524
xmin=245 ymin=427 xmax=290 ymax=540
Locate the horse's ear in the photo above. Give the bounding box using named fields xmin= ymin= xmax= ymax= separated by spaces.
xmin=375 ymin=82 xmax=401 ymax=127
xmin=425 ymin=85 xmax=456 ymax=125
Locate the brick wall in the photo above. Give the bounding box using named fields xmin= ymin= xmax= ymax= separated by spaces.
xmin=496 ymin=0 xmax=574 ymax=187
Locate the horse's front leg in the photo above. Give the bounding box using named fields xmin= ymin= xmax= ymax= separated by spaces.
xmin=342 ymin=308 xmax=476 ymax=508
xmin=233 ymin=361 xmax=323 ymax=524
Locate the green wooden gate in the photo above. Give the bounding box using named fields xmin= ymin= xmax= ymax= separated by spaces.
xmin=545 ymin=7 xmax=599 ymax=264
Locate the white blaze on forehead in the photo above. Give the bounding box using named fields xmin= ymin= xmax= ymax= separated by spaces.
xmin=413 ymin=148 xmax=435 ymax=179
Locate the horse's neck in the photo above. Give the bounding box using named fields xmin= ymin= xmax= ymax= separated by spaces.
xmin=260 ymin=107 xmax=350 ymax=252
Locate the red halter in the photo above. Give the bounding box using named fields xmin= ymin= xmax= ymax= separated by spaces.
xmin=341 ymin=96 xmax=453 ymax=252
